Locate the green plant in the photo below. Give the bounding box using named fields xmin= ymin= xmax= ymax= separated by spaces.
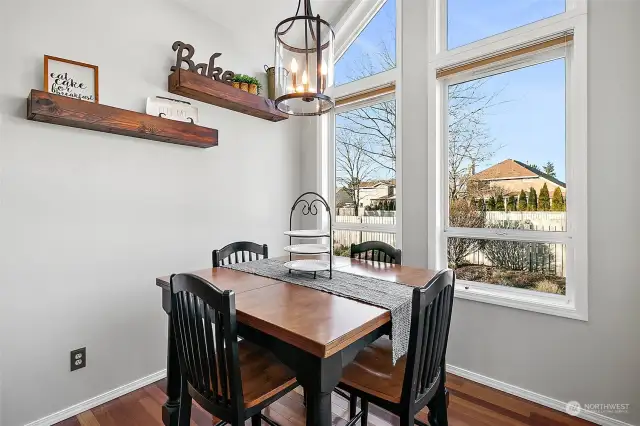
xmin=233 ymin=74 xmax=262 ymax=94
xmin=528 ymin=187 xmax=538 ymax=211
xmin=552 ymin=187 xmax=565 ymax=211
xmin=495 ymin=194 xmax=505 ymax=211
xmin=333 ymin=244 xmax=351 ymax=257
xmin=518 ymin=190 xmax=528 ymax=211
xmin=539 ymin=183 xmax=551 ymax=211
xmin=507 ymin=195 xmax=517 ymax=211
xmin=486 ymin=196 xmax=496 ymax=211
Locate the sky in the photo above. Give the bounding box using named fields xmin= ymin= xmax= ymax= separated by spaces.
xmin=334 ymin=0 xmax=568 ymax=183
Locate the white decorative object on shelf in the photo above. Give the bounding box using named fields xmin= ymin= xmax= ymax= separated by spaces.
xmin=284 ymin=259 xmax=331 ymax=273
xmin=286 ymin=192 xmax=333 ymax=278
xmin=284 ymin=244 xmax=330 ymax=254
xmin=284 ymin=229 xmax=329 ymax=238
xmin=146 ymin=96 xmax=199 ymax=124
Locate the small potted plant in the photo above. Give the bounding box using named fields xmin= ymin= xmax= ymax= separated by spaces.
xmin=246 ymin=76 xmax=262 ymax=95
xmin=232 ymin=74 xmax=262 ymax=95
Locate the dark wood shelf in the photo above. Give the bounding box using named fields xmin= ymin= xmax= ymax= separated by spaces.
xmin=168 ymin=69 xmax=289 ymax=122
xmin=26 ymin=90 xmax=218 ymax=148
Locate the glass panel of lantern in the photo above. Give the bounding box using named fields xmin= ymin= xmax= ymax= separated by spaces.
xmin=274 ymin=15 xmax=335 ymax=116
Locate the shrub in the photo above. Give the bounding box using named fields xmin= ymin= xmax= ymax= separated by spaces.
xmin=333 ymin=244 xmax=351 ymax=257
xmin=518 ymin=190 xmax=527 ymax=211
xmin=495 ymin=194 xmax=505 ymax=211
xmin=528 ymin=187 xmax=538 ymax=211
xmin=552 ymin=187 xmax=565 ymax=211
xmin=483 ymin=220 xmax=553 ymax=272
xmin=507 ymin=195 xmax=517 ymax=211
xmin=539 ymin=183 xmax=551 ymax=211
xmin=447 ymin=200 xmax=486 ymax=267
xmin=486 ymin=196 xmax=496 ymax=211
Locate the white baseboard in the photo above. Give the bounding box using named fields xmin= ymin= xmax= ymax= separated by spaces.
xmin=24 ymin=370 xmax=167 ymax=426
xmin=447 ymin=364 xmax=633 ymax=426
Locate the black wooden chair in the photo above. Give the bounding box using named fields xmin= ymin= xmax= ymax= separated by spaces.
xmin=350 ymin=241 xmax=402 ymax=265
xmin=338 ymin=269 xmax=455 ymax=426
xmin=212 ymin=241 xmax=268 ymax=267
xmin=170 ymin=273 xmax=297 ymax=426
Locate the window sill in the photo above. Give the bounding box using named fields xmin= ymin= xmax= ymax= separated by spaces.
xmin=454 ymin=280 xmax=588 ymax=321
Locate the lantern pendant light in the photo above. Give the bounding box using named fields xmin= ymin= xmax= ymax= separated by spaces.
xmin=274 ymin=0 xmax=335 ymax=116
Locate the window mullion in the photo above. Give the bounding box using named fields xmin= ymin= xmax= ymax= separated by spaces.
xmin=444 ymin=227 xmax=570 ymax=244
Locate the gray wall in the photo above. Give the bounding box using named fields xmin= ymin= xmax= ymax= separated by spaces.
xmin=0 ymin=1 xmax=301 ymax=425
xmin=401 ymin=0 xmax=640 ymax=424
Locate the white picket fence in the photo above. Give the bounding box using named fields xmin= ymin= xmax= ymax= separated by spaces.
xmin=333 ymin=211 xmax=566 ymax=276
xmin=334 ymin=215 xmax=396 ymax=247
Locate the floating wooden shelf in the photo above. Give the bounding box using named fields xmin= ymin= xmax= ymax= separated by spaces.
xmin=26 ymin=90 xmax=218 ymax=148
xmin=168 ymin=69 xmax=289 ymax=122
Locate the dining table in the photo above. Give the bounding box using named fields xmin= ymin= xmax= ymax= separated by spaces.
xmin=155 ymin=256 xmax=439 ymax=426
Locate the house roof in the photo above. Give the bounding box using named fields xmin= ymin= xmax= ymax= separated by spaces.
xmin=359 ymin=179 xmax=396 ymax=188
xmin=472 ymin=159 xmax=566 ymax=188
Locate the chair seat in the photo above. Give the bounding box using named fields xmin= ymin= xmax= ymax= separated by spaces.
xmin=239 ymin=340 xmax=297 ymax=408
xmin=339 ymin=337 xmax=406 ymax=403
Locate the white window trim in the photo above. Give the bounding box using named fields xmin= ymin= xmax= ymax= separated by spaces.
xmin=427 ymin=2 xmax=588 ymax=320
xmin=319 ymin=0 xmax=402 ymax=249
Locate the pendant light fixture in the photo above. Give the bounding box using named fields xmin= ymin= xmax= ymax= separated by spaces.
xmin=274 ymin=0 xmax=335 ymax=116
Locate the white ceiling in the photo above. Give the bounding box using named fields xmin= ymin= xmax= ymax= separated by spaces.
xmin=180 ymin=0 xmax=354 ymax=41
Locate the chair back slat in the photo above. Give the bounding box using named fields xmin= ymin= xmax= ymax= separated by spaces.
xmin=170 ymin=273 xmax=244 ymax=421
xmin=212 ymin=241 xmax=269 ymax=267
xmin=350 ymin=241 xmax=401 ymax=265
xmin=402 ymin=269 xmax=455 ymax=406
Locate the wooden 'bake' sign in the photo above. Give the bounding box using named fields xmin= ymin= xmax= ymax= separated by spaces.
xmin=171 ymin=41 xmax=235 ymax=84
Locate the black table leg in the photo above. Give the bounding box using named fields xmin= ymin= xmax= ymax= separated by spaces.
xmin=306 ymin=391 xmax=332 ymax=426
xmin=162 ymin=291 xmax=187 ymax=426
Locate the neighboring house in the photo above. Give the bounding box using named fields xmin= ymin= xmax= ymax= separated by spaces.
xmin=336 ymin=179 xmax=396 ymax=214
xmin=470 ymin=159 xmax=566 ymax=199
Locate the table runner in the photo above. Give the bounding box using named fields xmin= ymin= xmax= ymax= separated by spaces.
xmin=223 ymin=258 xmax=413 ymax=363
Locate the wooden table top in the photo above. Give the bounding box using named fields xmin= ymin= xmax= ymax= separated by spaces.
xmin=156 ymin=256 xmax=437 ymax=358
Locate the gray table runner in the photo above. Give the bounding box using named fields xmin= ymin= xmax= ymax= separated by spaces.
xmin=223 ymin=258 xmax=413 ymax=363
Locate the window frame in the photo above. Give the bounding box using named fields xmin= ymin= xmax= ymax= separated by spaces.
xmin=321 ymin=0 xmax=402 ymax=250
xmin=427 ymin=0 xmax=588 ymax=320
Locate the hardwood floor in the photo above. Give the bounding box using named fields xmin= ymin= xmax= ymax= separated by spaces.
xmin=53 ymin=375 xmax=594 ymax=426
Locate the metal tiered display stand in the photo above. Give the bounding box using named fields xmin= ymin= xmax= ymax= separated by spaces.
xmin=284 ymin=192 xmax=332 ymax=279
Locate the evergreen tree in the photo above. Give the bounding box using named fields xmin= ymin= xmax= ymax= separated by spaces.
xmin=552 ymin=187 xmax=565 ymax=211
xmin=507 ymin=195 xmax=517 ymax=211
xmin=539 ymin=183 xmax=551 ymax=211
xmin=528 ymin=187 xmax=538 ymax=211
xmin=495 ymin=194 xmax=505 ymax=211
xmin=518 ymin=189 xmax=528 ymax=211
xmin=543 ymin=161 xmax=556 ymax=177
xmin=478 ymin=198 xmax=486 ymax=212
xmin=487 ymin=196 xmax=496 ymax=211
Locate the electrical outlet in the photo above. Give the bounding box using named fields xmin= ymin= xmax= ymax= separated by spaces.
xmin=70 ymin=347 xmax=86 ymax=371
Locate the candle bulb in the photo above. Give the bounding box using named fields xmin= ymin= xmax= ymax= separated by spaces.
xmin=302 ymin=70 xmax=308 ymax=92
xmin=291 ymin=58 xmax=298 ymax=88
xmin=320 ymin=60 xmax=328 ymax=93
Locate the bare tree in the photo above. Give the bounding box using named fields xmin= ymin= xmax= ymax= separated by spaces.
xmin=336 ymin=130 xmax=377 ymax=216
xmin=448 ymin=80 xmax=503 ymax=200
xmin=335 ymin=16 xmax=501 ymax=199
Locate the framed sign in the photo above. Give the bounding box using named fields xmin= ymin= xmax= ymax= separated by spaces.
xmin=146 ymin=97 xmax=199 ymax=124
xmin=44 ymin=55 xmax=99 ymax=103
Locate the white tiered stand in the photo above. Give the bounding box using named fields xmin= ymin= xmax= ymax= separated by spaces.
xmin=284 ymin=193 xmax=333 ymax=279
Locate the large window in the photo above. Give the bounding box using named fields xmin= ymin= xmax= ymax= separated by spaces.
xmin=447 ymin=0 xmax=566 ymax=50
xmin=326 ymin=0 xmax=399 ymax=254
xmin=430 ymin=1 xmax=588 ymax=319
xmin=335 ymin=0 xmax=396 ymax=86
